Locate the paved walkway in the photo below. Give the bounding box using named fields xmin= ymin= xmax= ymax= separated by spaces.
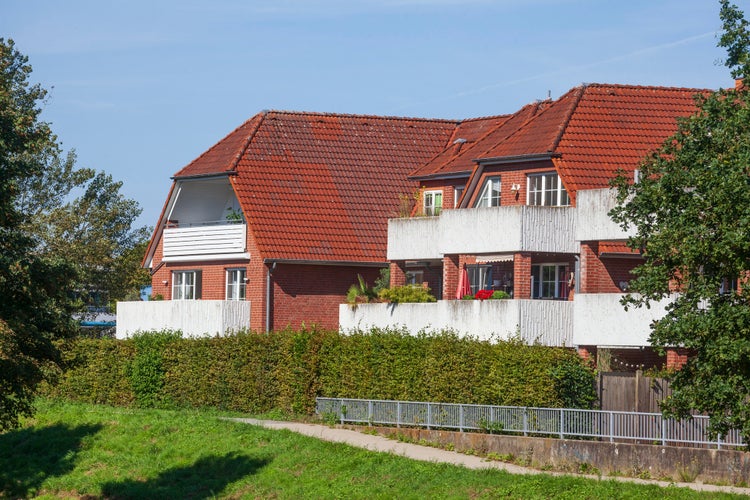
xmin=228 ymin=418 xmax=750 ymax=496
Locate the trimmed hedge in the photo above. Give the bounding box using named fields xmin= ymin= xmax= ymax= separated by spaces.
xmin=43 ymin=327 xmax=595 ymax=414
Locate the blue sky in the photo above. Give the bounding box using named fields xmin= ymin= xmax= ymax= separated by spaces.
xmin=2 ymin=0 xmax=743 ymax=229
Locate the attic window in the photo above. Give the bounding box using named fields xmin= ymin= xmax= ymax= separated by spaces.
xmin=527 ymin=172 xmax=570 ymax=207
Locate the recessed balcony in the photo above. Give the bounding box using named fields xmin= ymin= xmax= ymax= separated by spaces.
xmin=162 ymin=222 xmax=248 ymax=262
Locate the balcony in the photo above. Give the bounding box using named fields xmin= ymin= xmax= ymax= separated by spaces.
xmin=573 ymin=293 xmax=672 ymax=347
xmin=575 ymin=189 xmax=635 ymax=242
xmin=339 ymin=299 xmax=573 ymax=346
xmin=162 ymin=222 xmax=248 ymax=262
xmin=116 ymin=300 xmax=251 ymax=338
xmin=387 ymin=206 xmax=577 ymax=261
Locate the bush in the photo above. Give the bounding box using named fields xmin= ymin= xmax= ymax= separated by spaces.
xmin=378 ymin=285 xmax=437 ymax=303
xmin=45 ymin=327 xmax=596 ymax=414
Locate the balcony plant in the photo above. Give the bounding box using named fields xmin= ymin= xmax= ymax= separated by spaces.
xmin=378 ymin=284 xmax=436 ymax=303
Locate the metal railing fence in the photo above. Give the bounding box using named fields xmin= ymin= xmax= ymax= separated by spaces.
xmin=315 ymin=397 xmax=745 ymax=450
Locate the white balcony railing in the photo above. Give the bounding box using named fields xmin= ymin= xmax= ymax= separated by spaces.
xmin=162 ymin=223 xmax=248 ymax=262
xmin=339 ymin=299 xmax=573 ymax=346
xmin=387 ymin=206 xmax=577 ymax=261
xmin=116 ymin=300 xmax=251 ymax=338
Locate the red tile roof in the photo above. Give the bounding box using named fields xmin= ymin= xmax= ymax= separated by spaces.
xmin=410 ymin=102 xmax=549 ymax=179
xmin=552 ymin=84 xmax=706 ymax=193
xmin=175 ymin=111 xmax=456 ymax=263
xmin=413 ymin=84 xmax=707 ymax=196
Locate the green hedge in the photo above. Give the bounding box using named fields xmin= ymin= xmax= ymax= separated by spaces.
xmin=43 ymin=327 xmax=595 ymax=414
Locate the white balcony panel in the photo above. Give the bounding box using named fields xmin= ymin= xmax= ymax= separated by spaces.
xmin=339 ymin=299 xmax=572 ymax=346
xmin=388 ymin=206 xmax=577 ymax=261
xmin=573 ymin=293 xmax=672 ymax=347
xmin=575 ymin=189 xmax=635 ymax=242
xmin=387 ymin=216 xmax=443 ymax=260
xmin=163 ymin=224 xmax=247 ymax=260
xmin=116 ymin=300 xmax=251 ymax=338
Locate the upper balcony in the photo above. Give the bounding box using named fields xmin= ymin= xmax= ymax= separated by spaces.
xmin=388 ymin=205 xmax=577 ymax=261
xmin=575 ymin=188 xmax=635 ymax=242
xmin=163 ymin=221 xmax=248 ymax=262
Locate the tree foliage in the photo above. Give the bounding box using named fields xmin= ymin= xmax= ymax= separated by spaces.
xmin=609 ymin=2 xmax=750 ymax=442
xmin=19 ymin=152 xmax=151 ymax=307
xmin=0 ymin=38 xmax=80 ymax=430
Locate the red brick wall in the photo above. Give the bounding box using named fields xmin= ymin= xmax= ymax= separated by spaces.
xmin=513 ymin=253 xmax=532 ymax=299
xmin=666 ymin=348 xmax=691 ymax=370
xmin=580 ymin=241 xmax=641 ymax=293
xmin=390 ymin=261 xmax=407 ymax=288
xmin=443 ymin=255 xmax=459 ymax=300
xmin=269 ymin=264 xmax=382 ymax=331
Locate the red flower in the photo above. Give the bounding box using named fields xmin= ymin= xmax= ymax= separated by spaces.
xmin=474 ymin=289 xmax=493 ymax=300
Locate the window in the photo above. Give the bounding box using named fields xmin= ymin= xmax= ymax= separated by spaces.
xmin=531 ymin=264 xmax=569 ymax=299
xmin=527 ymin=173 xmax=570 ymax=207
xmin=474 ymin=177 xmax=501 ymax=208
xmin=468 ymin=264 xmax=493 ymax=294
xmin=423 ymin=190 xmax=443 ymax=216
xmin=405 ymin=270 xmax=424 ymax=285
xmin=172 ymin=270 xmax=200 ymax=300
xmin=226 ymin=268 xmax=247 ymax=300
xmin=454 ymin=185 xmax=465 ymax=208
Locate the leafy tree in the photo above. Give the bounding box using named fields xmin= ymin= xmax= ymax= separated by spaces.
xmin=21 ymin=167 xmax=151 ymax=309
xmin=0 ymin=38 xmax=79 ymax=430
xmin=610 ymin=1 xmax=750 ymax=442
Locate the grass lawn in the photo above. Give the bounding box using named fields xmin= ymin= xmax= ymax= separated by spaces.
xmin=0 ymin=399 xmax=743 ymax=499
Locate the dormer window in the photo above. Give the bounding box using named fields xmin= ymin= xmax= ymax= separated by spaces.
xmin=527 ymin=172 xmax=569 ymax=206
xmin=474 ymin=177 xmax=501 ymax=208
xmin=423 ymin=190 xmax=443 ymax=216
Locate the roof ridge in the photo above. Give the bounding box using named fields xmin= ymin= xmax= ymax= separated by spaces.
xmin=260 ymin=109 xmax=459 ymax=124
xmin=580 ymin=82 xmax=713 ymax=93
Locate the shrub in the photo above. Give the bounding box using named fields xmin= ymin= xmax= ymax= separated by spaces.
xmin=46 ymin=327 xmax=596 ymax=414
xmin=378 ymin=285 xmax=436 ymax=303
xmin=346 ymin=274 xmax=377 ymax=304
xmin=491 ymin=290 xmax=510 ymax=300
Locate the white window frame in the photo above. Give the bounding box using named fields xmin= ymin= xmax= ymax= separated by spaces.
xmin=474 ymin=177 xmax=501 ymax=208
xmin=531 ymin=263 xmax=569 ymax=300
xmin=423 ymin=190 xmax=443 ymax=216
xmin=454 ymin=185 xmax=465 ymax=208
xmin=172 ymin=270 xmax=198 ymax=300
xmin=527 ymin=172 xmax=570 ymax=207
xmin=226 ymin=268 xmax=247 ymax=301
xmin=468 ymin=264 xmax=493 ymax=295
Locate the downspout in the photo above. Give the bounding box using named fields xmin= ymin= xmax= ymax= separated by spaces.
xmin=266 ymin=261 xmax=277 ymax=332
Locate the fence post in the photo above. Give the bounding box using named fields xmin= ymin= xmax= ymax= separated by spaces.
xmin=368 ymin=400 xmax=373 ymax=426
xmin=661 ymin=416 xmax=666 ymax=446
xmin=560 ymin=409 xmax=564 ymax=439
xmin=718 ymin=434 xmax=722 ymax=451
xmin=459 ymin=405 xmax=464 ymax=432
xmin=609 ymin=411 xmax=614 ymax=443
xmin=397 ymin=401 xmax=401 ymax=428
xmin=427 ymin=403 xmax=432 ymax=430
xmin=523 ymin=407 xmax=528 ymax=437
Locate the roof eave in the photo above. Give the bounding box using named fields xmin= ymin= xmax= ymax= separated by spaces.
xmin=171 ymin=171 xmax=238 ymax=181
xmin=475 ymin=152 xmax=561 ymax=165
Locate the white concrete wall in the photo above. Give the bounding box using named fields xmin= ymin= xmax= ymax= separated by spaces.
xmin=339 ymin=299 xmax=573 ymax=346
xmin=387 ymin=206 xmax=577 ymax=261
xmin=573 ymin=293 xmax=672 ymax=346
xmin=116 ymin=300 xmax=251 ymax=338
xmin=575 ymin=189 xmax=635 ymax=242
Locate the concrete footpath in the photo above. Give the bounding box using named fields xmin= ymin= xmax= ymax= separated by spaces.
xmin=228 ymin=418 xmax=750 ymax=496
